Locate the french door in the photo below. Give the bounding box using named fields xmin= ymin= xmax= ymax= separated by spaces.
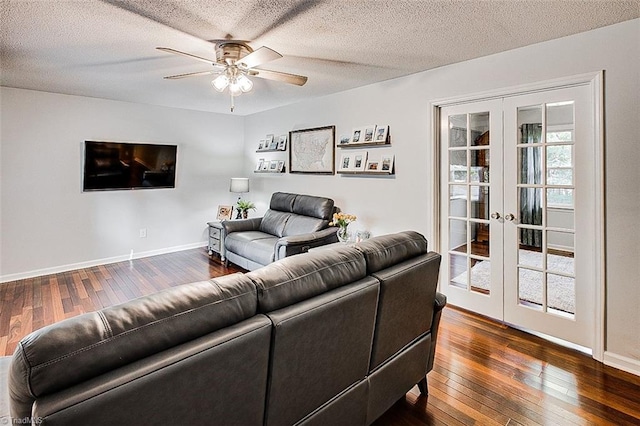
xmin=439 ymin=84 xmax=597 ymax=349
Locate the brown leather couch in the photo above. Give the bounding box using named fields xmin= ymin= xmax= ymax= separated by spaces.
xmin=7 ymin=231 xmax=445 ymax=425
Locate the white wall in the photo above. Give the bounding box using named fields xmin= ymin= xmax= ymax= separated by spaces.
xmin=0 ymin=88 xmax=245 ymax=280
xmin=244 ymin=20 xmax=639 ymax=368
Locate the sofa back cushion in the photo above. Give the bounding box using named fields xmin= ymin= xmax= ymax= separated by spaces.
xmin=282 ymin=214 xmax=329 ymax=237
xmin=9 ymin=274 xmax=257 ymax=419
xmin=291 ymin=193 xmax=334 ymax=220
xmin=355 ymin=231 xmax=428 ymax=274
xmin=259 ymin=210 xmax=290 ymax=237
xmin=247 ymin=245 xmax=366 ymax=313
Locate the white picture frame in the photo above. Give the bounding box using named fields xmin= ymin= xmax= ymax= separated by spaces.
xmin=277 ymin=135 xmax=287 ymax=150
xmin=363 ymin=125 xmax=376 ymax=143
xmin=365 ymin=160 xmax=380 ymax=171
xmin=277 ymin=160 xmax=285 ymax=172
xmin=380 ymin=154 xmax=394 ymax=172
xmin=269 ymin=161 xmax=278 ymax=172
xmin=256 ymin=158 xmax=265 ymax=171
xmin=339 ymin=153 xmax=352 ymax=171
xmin=352 ymin=151 xmax=368 ymax=171
xmin=339 ymin=134 xmax=351 ymax=145
xmin=261 ymin=160 xmax=270 ymax=171
xmin=258 ymin=140 xmax=266 ymax=150
xmin=351 ymin=128 xmax=363 ymax=144
xmin=374 ymin=125 xmax=389 ymax=143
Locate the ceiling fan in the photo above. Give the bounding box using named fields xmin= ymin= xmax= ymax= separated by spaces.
xmin=157 ymin=40 xmax=308 ymax=112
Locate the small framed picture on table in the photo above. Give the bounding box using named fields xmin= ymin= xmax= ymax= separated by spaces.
xmin=217 ymin=205 xmax=233 ymax=221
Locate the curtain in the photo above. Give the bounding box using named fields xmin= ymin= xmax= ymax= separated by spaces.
xmin=520 ymin=124 xmax=543 ymax=248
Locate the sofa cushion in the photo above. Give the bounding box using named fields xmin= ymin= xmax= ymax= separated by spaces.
xmin=355 ymin=231 xmax=428 ymax=274
xmin=9 ymin=274 xmax=257 ymax=418
xmin=292 ymin=193 xmax=334 ymax=220
xmin=225 ymin=231 xmax=279 ymax=266
xmin=270 ymin=192 xmax=297 ymax=212
xmin=247 ymin=245 xmax=367 ymax=312
xmin=282 ymin=213 xmax=329 ymax=237
xmin=259 ymin=210 xmax=290 ymax=237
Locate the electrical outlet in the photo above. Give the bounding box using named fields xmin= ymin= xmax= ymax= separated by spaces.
xmin=139 ymin=228 xmax=147 ymax=238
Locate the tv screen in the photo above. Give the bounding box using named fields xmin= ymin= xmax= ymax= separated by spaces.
xmin=83 ymin=141 xmax=177 ymax=192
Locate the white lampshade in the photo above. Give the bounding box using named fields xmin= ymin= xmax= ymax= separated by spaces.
xmin=237 ymin=74 xmax=253 ymax=92
xmin=212 ymin=74 xmax=229 ymax=92
xmin=229 ymin=177 xmax=249 ymax=193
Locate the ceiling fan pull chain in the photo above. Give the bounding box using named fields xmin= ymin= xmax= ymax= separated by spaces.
xmin=230 ymin=94 xmax=235 ymax=113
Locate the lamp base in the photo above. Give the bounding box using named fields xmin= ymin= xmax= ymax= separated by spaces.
xmin=235 ymin=208 xmax=242 ymax=220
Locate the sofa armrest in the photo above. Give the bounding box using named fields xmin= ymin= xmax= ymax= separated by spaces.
xmin=427 ymin=292 xmax=447 ymax=372
xmin=274 ymin=227 xmax=338 ymax=260
xmin=221 ymin=217 xmax=262 ymax=235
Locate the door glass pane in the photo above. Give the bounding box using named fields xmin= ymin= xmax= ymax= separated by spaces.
xmin=470 ymin=186 xmax=489 ymax=220
xmin=547 ymin=188 xmax=573 ymax=209
xmin=519 ymin=187 xmax=543 ymax=226
xmin=546 ymin=101 xmax=574 ymax=137
xmin=449 ymin=150 xmax=467 ymax=182
xmin=519 ymin=268 xmax=544 ymax=310
xmin=470 ymin=112 xmax=490 ymax=146
xmin=449 ymin=115 xmax=467 ymax=147
xmin=547 ymin=207 xmax=574 ymax=231
xmin=518 ymin=105 xmax=542 ymax=144
xmin=449 ymin=219 xmax=467 ymax=253
xmin=470 ymin=258 xmax=490 ymax=294
xmin=546 ymin=145 xmax=573 ymax=185
xmin=450 ymin=185 xmax=467 ymax=218
xmin=449 ymin=254 xmax=468 ymax=289
xmin=518 ymin=246 xmax=543 ymax=269
xmin=519 ymin=147 xmax=542 ymax=184
xmin=470 ymin=149 xmax=490 ymax=182
xmin=470 ymin=222 xmax=490 ymax=256
xmin=547 ymin=274 xmax=575 ymax=315
xmin=547 ymin=231 xmax=574 ymax=275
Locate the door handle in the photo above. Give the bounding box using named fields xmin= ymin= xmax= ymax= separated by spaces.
xmin=505 ymin=213 xmax=516 ymax=221
xmin=490 ymin=212 xmax=501 ymax=219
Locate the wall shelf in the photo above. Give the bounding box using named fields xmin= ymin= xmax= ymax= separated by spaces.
xmin=256 ymin=149 xmax=286 ymax=153
xmin=337 ymin=170 xmax=394 ymax=176
xmin=337 ymin=141 xmax=390 ymax=149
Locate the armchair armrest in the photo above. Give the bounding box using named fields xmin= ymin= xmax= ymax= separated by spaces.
xmin=274 ymin=227 xmax=339 ymax=260
xmin=221 ymin=217 xmax=262 ymax=235
xmin=427 ymin=291 xmax=447 ymax=372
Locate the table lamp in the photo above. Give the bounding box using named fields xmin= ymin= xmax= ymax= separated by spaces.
xmin=229 ymin=177 xmax=250 ymax=219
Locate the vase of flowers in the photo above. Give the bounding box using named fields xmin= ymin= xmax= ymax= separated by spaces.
xmin=330 ymin=212 xmax=357 ymax=243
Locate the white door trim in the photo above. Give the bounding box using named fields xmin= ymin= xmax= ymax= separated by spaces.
xmin=429 ymin=71 xmax=605 ymax=361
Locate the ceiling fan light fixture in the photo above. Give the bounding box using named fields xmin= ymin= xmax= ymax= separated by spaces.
xmin=237 ymin=74 xmax=253 ymax=92
xmin=212 ymin=74 xmax=229 ymax=92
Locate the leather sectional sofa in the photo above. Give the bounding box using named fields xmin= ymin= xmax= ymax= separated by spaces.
xmin=222 ymin=192 xmax=339 ymax=270
xmin=7 ymin=231 xmax=445 ymax=425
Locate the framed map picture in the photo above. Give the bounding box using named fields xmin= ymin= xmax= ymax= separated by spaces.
xmin=289 ymin=125 xmax=335 ymax=174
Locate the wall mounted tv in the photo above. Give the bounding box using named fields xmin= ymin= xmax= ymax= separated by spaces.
xmin=83 ymin=141 xmax=177 ymax=192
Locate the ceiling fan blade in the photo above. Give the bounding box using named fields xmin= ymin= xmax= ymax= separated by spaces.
xmin=163 ymin=70 xmax=219 ymax=80
xmin=156 ymin=47 xmax=218 ymax=66
xmin=250 ymin=68 xmax=308 ymax=86
xmin=237 ymin=46 xmax=282 ymax=69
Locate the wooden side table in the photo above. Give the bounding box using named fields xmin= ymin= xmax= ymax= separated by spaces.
xmin=207 ymin=221 xmax=226 ymax=261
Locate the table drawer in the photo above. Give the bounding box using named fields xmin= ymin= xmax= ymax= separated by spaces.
xmin=209 ymin=227 xmax=221 ymax=239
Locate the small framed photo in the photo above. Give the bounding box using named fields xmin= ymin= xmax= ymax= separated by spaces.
xmin=269 ymin=161 xmax=279 ymax=172
xmin=352 ymin=151 xmax=367 ymax=171
xmin=366 ymin=160 xmax=380 ymax=171
xmin=277 ymin=135 xmax=287 ymax=150
xmin=277 ymin=160 xmax=285 ymax=172
xmin=339 ymin=153 xmax=352 ymax=171
xmin=261 ymin=160 xmax=270 ymax=171
xmin=258 ymin=140 xmax=266 ymax=150
xmin=363 ymin=125 xmax=376 ymax=143
xmin=374 ymin=125 xmax=389 ymax=143
xmin=266 ymin=134 xmax=274 ymax=144
xmin=256 ymin=158 xmax=265 ymax=171
xmin=268 ymin=139 xmax=278 ymax=150
xmin=381 ymin=154 xmax=394 ymax=172
xmin=339 ymin=134 xmax=351 ymax=145
xmin=351 ymin=128 xmax=363 ymax=144
xmin=217 ymin=205 xmax=233 ymax=221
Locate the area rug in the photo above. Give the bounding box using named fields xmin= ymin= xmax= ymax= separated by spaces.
xmin=452 ymin=250 xmax=575 ymax=313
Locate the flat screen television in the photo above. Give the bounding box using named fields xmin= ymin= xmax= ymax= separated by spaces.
xmin=83 ymin=141 xmax=177 ymax=192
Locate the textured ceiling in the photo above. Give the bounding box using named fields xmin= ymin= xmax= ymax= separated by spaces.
xmin=1 ymin=0 xmax=638 ymax=115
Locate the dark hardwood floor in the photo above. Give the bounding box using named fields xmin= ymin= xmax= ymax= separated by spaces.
xmin=1 ymin=249 xmax=639 ymax=425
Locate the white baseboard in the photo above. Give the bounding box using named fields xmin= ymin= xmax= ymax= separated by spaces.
xmin=604 ymin=351 xmax=640 ymax=377
xmin=0 ymin=242 xmax=208 ymax=283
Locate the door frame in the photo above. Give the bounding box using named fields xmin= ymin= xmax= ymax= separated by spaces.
xmin=429 ymin=71 xmax=605 ymax=361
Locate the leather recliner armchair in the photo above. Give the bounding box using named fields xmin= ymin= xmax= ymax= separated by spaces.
xmin=222 ymin=192 xmax=338 ymax=270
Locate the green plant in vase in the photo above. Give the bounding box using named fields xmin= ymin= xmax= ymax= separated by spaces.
xmin=236 ymin=199 xmax=256 ymax=219
xmin=329 ymin=212 xmax=357 ymax=243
